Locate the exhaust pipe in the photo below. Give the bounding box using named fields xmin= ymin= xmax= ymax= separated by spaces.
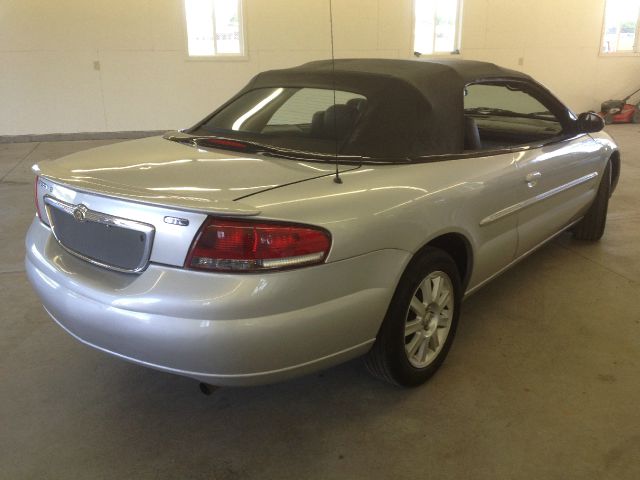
xmin=199 ymin=382 xmax=219 ymax=396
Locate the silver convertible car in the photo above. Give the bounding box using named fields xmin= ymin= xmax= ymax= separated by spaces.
xmin=26 ymin=59 xmax=619 ymax=388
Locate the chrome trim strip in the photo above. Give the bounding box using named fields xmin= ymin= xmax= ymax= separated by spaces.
xmin=44 ymin=195 xmax=155 ymax=274
xmin=480 ymin=172 xmax=598 ymax=226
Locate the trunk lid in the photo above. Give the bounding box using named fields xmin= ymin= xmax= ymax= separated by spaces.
xmin=36 ymin=135 xmax=352 ymax=215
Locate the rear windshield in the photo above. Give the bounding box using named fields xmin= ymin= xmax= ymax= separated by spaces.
xmin=190 ymin=87 xmax=367 ymax=155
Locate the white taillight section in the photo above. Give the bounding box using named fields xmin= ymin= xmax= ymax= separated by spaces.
xmin=33 ymin=175 xmax=50 ymax=226
xmin=34 ymin=176 xmax=43 ymax=221
xmin=185 ymin=217 xmax=331 ymax=272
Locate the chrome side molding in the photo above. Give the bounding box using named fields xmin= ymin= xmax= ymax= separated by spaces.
xmin=480 ymin=172 xmax=598 ymax=226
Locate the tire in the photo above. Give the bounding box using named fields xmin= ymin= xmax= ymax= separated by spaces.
xmin=572 ymin=161 xmax=611 ymax=241
xmin=632 ymin=109 xmax=640 ymax=124
xmin=604 ymin=113 xmax=615 ymax=125
xmin=365 ymin=247 xmax=462 ymax=387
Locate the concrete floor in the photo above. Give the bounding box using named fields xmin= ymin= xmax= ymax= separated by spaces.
xmin=1 ymin=128 xmax=639 ymax=479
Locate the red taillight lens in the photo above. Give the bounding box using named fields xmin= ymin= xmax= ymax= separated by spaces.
xmin=199 ymin=138 xmax=248 ymax=151
xmin=185 ymin=217 xmax=331 ymax=272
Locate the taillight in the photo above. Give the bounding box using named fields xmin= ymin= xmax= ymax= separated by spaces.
xmin=34 ymin=175 xmax=43 ymax=221
xmin=185 ymin=217 xmax=331 ymax=272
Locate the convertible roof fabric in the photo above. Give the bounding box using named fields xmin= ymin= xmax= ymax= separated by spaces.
xmin=206 ymin=59 xmax=535 ymax=159
xmin=265 ymin=58 xmax=531 ymax=96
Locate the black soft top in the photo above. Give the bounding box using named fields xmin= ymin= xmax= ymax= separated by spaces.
xmin=255 ymin=58 xmax=531 ymax=94
xmin=191 ymin=59 xmax=557 ymax=160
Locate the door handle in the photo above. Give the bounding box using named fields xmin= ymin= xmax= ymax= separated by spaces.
xmin=525 ymin=171 xmax=542 ymax=187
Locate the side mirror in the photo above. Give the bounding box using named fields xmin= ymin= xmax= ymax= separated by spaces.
xmin=576 ymin=112 xmax=605 ymax=133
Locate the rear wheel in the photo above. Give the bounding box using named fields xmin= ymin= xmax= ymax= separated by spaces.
xmin=604 ymin=113 xmax=615 ymax=125
xmin=632 ymin=108 xmax=640 ymax=124
xmin=365 ymin=247 xmax=461 ymax=387
xmin=572 ymin=161 xmax=611 ymax=241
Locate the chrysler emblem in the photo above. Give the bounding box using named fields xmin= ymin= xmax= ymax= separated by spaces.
xmin=73 ymin=204 xmax=88 ymax=222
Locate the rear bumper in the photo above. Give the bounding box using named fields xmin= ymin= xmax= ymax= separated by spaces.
xmin=25 ymin=218 xmax=409 ymax=385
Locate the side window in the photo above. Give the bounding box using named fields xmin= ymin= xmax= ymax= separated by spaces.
xmin=463 ymin=83 xmax=563 ymax=150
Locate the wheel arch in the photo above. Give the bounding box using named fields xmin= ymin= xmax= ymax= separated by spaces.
xmin=411 ymin=232 xmax=474 ymax=291
xmin=610 ymin=150 xmax=621 ymax=195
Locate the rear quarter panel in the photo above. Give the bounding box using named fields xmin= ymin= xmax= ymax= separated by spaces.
xmin=241 ymin=152 xmax=523 ymax=292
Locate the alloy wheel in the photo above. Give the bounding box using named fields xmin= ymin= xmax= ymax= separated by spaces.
xmin=404 ymin=271 xmax=454 ymax=368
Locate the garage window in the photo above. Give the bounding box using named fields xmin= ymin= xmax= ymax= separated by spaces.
xmin=601 ymin=0 xmax=640 ymax=54
xmin=184 ymin=0 xmax=245 ymax=57
xmin=413 ymin=0 xmax=463 ymax=55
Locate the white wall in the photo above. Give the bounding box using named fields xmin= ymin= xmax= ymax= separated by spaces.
xmin=460 ymin=0 xmax=640 ymax=114
xmin=1 ymin=0 xmax=638 ymax=136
